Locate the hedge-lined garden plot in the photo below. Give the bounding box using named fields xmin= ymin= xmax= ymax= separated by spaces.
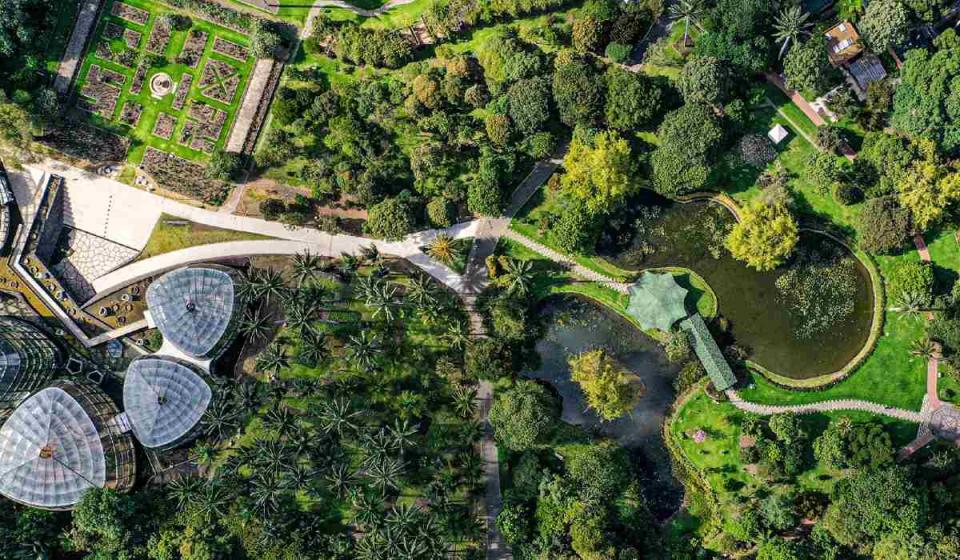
xmin=73 ymin=0 xmax=256 ymax=167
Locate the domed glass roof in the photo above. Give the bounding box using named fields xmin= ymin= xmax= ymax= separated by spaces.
xmin=123 ymin=356 xmax=211 ymax=449
xmin=0 ymin=387 xmax=106 ymax=509
xmin=147 ymin=267 xmax=238 ymax=359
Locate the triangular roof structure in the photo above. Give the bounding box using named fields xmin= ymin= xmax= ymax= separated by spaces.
xmin=626 ymin=272 xmax=690 ymax=332
xmin=0 ymin=386 xmax=106 ymax=509
xmin=123 ymin=356 xmax=212 ymax=449
xmin=147 ymin=266 xmax=240 ymax=359
xmin=768 ymin=124 xmax=789 ymax=144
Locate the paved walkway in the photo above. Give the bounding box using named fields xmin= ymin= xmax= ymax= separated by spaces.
xmin=765 ymin=73 xmax=827 ymax=127
xmin=476 ymin=380 xmax=509 ymax=559
xmin=226 ymin=58 xmax=277 ymax=153
xmin=54 ymin=0 xmax=103 ymax=94
xmin=302 ymin=0 xmax=418 ymax=37
xmin=503 ymin=230 xmax=630 ymax=294
xmin=726 ymin=390 xmax=927 ymax=423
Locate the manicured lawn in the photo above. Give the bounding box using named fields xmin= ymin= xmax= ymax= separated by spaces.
xmin=74 ymin=0 xmax=256 ymax=165
xmin=136 ymin=213 xmax=271 ymax=260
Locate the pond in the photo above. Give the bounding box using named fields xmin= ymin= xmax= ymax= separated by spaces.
xmin=525 ymin=296 xmax=683 ymax=518
xmin=596 ymin=191 xmax=874 ymax=379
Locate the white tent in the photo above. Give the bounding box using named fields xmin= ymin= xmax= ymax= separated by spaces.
xmin=768 ymin=124 xmax=790 ymax=145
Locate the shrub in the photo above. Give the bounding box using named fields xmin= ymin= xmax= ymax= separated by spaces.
xmin=604 ymin=41 xmax=632 ymax=62
xmin=426 ymin=197 xmax=455 ymax=228
xmin=489 ymin=380 xmax=558 ymax=450
xmin=365 ymin=196 xmax=416 ymax=240
xmin=857 ymin=197 xmax=911 ymax=254
xmin=832 ymin=182 xmax=862 ymax=205
xmin=738 ymin=134 xmax=776 ymax=167
xmin=886 ymin=260 xmax=935 ymax=307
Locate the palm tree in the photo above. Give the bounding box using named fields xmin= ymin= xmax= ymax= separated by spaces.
xmin=425 ymin=233 xmax=457 ymax=265
xmin=317 ymin=397 xmax=360 ymax=437
xmin=367 ymin=281 xmax=400 ymax=321
xmin=264 ymin=404 xmax=297 ymax=437
xmin=255 ymin=439 xmax=291 ymax=474
xmin=239 ymin=306 xmax=272 ymax=341
xmin=237 ymin=270 xmax=262 ymax=304
xmin=891 ymin=290 xmax=928 ymax=320
xmin=251 ymin=267 xmax=287 ymax=302
xmin=284 ymin=297 xmax=317 ymax=332
xmin=232 ymin=380 xmax=264 ymax=415
xmin=387 ymin=418 xmax=417 ymax=455
xmin=292 ymin=251 xmax=322 ymax=287
xmin=296 ymin=326 xmax=328 ymax=367
xmin=444 ymin=321 xmax=469 ymax=350
xmin=168 ymin=475 xmax=204 ymax=512
xmin=337 ymin=253 xmax=360 ymax=278
xmin=405 ymin=275 xmax=438 ymax=308
xmin=773 ymin=5 xmax=812 ymax=59
xmin=203 ymin=400 xmax=239 ymax=441
xmin=250 ymin=472 xmax=285 ymax=519
xmin=669 ymin=0 xmax=703 ymax=47
xmin=452 ymin=384 xmax=476 ymax=419
xmin=911 ymin=338 xmax=940 ymax=360
xmin=195 ymin=482 xmax=230 ymax=520
xmin=396 ymin=390 xmax=425 ymax=421
xmin=347 ymin=331 xmax=382 ymax=372
xmin=501 ymin=258 xmax=534 ymax=297
xmin=367 ymin=457 xmax=405 ymax=496
xmin=325 ymin=462 xmax=354 ymax=497
xmin=386 ymin=503 xmax=421 ymax=531
xmin=256 ymin=342 xmax=290 ymax=379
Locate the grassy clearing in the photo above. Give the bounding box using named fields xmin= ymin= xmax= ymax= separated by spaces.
xmin=74 ymin=0 xmax=256 ymax=165
xmin=667 ymin=386 xmax=918 ymax=543
xmin=136 ymin=214 xmax=271 ymax=260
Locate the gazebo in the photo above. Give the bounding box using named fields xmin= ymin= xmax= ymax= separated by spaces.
xmin=768 ymin=124 xmax=789 ymax=145
xmin=625 ymin=272 xmax=690 ymax=332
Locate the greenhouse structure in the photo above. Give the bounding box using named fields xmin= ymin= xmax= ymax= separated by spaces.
xmin=0 ymin=316 xmax=63 ymax=409
xmin=0 ymin=379 xmax=136 ymax=510
xmin=123 ymin=356 xmax=213 ymax=449
xmin=146 ymin=265 xmax=243 ymax=361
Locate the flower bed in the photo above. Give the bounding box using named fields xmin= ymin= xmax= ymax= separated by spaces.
xmin=110 ymin=2 xmax=149 ymax=26
xmin=178 ymin=30 xmax=208 ymax=68
xmin=146 ymin=18 xmax=172 ymax=54
xmin=199 ymin=59 xmax=239 ymax=104
xmin=172 ymin=73 xmax=192 ymax=110
xmin=187 ymin=102 xmax=227 ymax=140
xmin=123 ymin=28 xmax=142 ymax=50
xmin=143 ymin=148 xmax=230 ymax=204
xmin=152 ymin=113 xmax=177 ymax=139
xmin=213 ymin=37 xmax=248 ymax=61
xmin=120 ymin=102 xmax=143 ymax=127
xmin=239 ymin=59 xmax=283 ymax=155
xmin=131 ymin=64 xmax=147 ymax=94
xmin=41 ymin=121 xmax=129 ymax=163
xmin=162 ymin=0 xmax=255 ymax=32
xmin=79 ymin=66 xmax=124 ymax=117
xmin=179 ymin=121 xmax=214 ymax=153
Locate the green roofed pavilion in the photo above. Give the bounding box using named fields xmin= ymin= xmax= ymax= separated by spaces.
xmin=626 ymin=272 xmax=690 ymax=332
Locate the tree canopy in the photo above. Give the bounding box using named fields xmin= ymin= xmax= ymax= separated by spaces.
xmin=560 ymin=130 xmax=636 ymax=215
xmin=726 ymin=199 xmax=799 ymax=271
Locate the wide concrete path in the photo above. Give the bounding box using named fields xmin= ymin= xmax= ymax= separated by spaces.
xmin=54 ymin=0 xmax=103 ymax=94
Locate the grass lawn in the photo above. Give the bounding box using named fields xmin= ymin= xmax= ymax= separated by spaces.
xmin=74 ymin=0 xmax=256 ymax=165
xmin=136 ymin=214 xmax=272 ymax=261
xmin=42 ymin=1 xmax=81 ymax=74
xmin=667 ymin=386 xmax=918 ymax=545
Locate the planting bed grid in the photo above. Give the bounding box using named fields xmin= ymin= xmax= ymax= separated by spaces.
xmin=71 ymin=0 xmax=256 ymax=168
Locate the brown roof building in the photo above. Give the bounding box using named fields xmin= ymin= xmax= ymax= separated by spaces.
xmin=824 ymin=21 xmax=864 ymax=66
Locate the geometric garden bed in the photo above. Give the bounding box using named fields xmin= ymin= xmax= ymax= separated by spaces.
xmin=73 ymin=0 xmax=256 ymax=170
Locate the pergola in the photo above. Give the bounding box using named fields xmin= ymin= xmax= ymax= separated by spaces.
xmin=625 ymin=272 xmax=690 ymax=332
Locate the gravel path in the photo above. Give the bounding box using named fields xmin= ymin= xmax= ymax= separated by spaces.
xmin=726 ymin=390 xmax=927 ymax=423
xmin=54 ymin=0 xmax=104 ymax=94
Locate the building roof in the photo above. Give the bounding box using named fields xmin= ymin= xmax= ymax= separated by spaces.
xmin=768 ymin=124 xmax=790 ymax=144
xmin=626 ymin=272 xmax=690 ymax=332
xmin=825 ymin=21 xmax=864 ymax=66
xmin=681 ymin=314 xmax=737 ymax=391
xmin=0 ymin=386 xmax=107 ymax=509
xmin=146 ymin=266 xmax=239 ymax=359
xmin=848 ymin=54 xmax=887 ymax=90
xmin=123 ymin=356 xmax=212 ymax=449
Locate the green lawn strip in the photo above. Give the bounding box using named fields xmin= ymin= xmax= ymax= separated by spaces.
xmin=761 ymin=82 xmax=819 ymax=140
xmin=668 ymin=388 xmax=917 ymax=541
xmin=136 ymin=213 xmax=273 ymax=261
xmin=75 ymin=0 xmax=256 ymax=166
xmin=509 ymin=221 xmax=635 ymax=282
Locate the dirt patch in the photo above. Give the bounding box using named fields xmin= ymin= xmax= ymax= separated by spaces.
xmin=739 ymin=435 xmax=757 ymax=449
xmin=744 ymin=463 xmax=759 ymax=475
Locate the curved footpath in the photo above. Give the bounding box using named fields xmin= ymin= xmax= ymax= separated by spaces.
xmin=725 ymin=390 xmax=927 ymax=423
